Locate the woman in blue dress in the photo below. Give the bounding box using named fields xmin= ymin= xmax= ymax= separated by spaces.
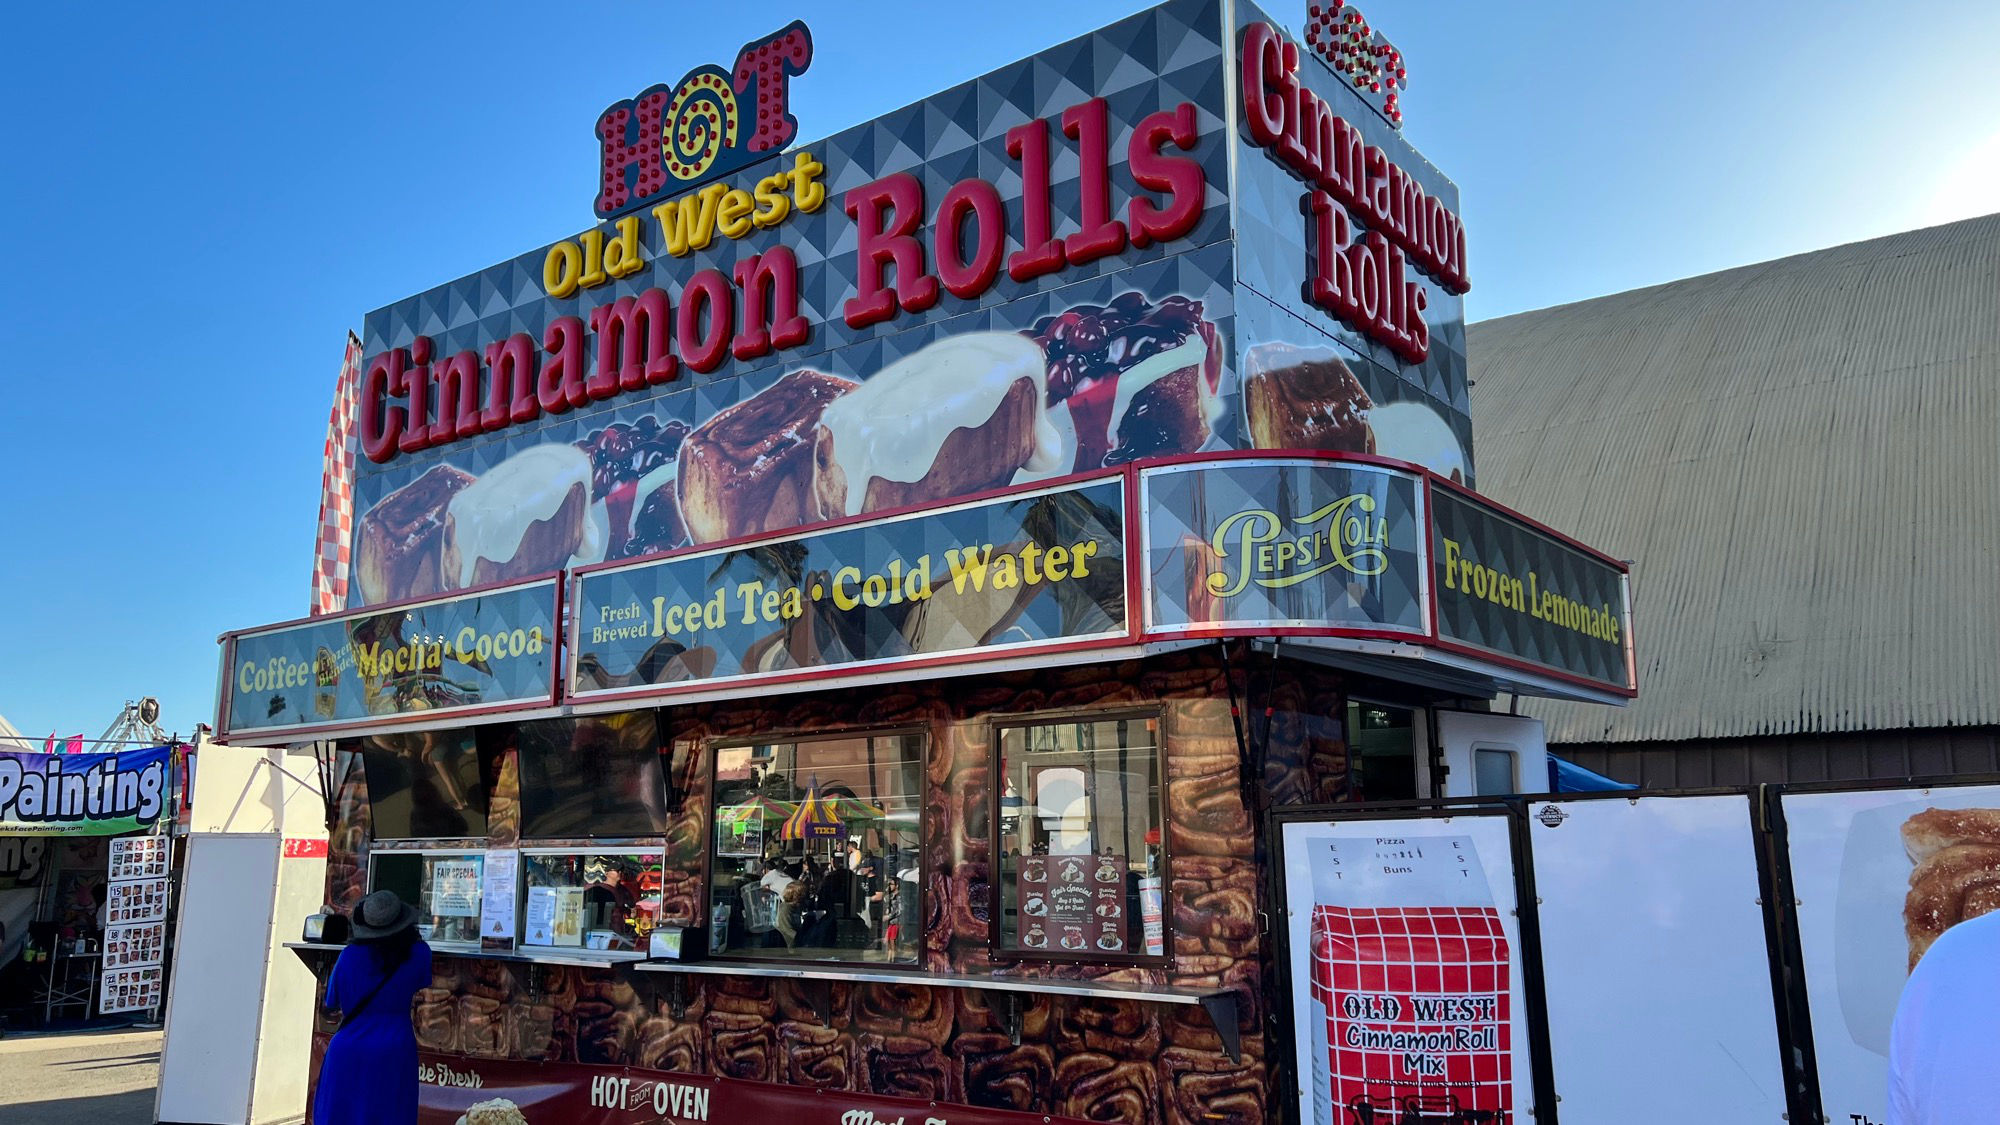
xmin=314 ymin=890 xmax=433 ymax=1125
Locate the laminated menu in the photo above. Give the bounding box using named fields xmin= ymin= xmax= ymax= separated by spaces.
xmin=1017 ymin=853 xmax=1128 ymax=954
xmin=1303 ymin=835 xmax=1511 ymax=1124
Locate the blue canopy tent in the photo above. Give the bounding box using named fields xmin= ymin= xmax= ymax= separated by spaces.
xmin=1547 ymin=755 xmax=1636 ymax=792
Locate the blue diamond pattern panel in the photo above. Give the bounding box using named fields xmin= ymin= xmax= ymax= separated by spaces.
xmin=351 ymin=0 xmax=1237 ymax=609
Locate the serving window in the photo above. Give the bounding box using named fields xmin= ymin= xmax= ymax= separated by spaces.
xmin=520 ymin=848 xmax=663 ymax=953
xmin=707 ymin=731 xmax=924 ymax=965
xmin=368 ymin=849 xmax=485 ymax=950
xmin=994 ymin=712 xmax=1166 ymax=961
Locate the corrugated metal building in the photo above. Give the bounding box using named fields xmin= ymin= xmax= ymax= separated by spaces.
xmin=1466 ymin=212 xmax=2000 ymax=787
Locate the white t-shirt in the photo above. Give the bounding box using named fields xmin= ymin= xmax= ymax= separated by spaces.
xmin=1888 ymin=909 xmax=2000 ymax=1124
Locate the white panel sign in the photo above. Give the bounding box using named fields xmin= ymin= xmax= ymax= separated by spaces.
xmin=1779 ymin=782 xmax=2000 ymax=1125
xmin=479 ymin=850 xmax=518 ymax=943
xmin=1529 ymin=794 xmax=1788 ymax=1122
xmin=1280 ymin=812 xmax=1533 ymax=1125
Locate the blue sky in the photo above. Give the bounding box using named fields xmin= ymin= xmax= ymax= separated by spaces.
xmin=2 ymin=0 xmax=1996 ymax=741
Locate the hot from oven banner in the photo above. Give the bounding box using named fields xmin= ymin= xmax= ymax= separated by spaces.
xmin=413 ymin=1050 xmax=1095 ymax=1124
xmin=221 ymin=579 xmax=559 ymax=737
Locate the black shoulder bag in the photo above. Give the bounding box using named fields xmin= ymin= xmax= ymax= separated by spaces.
xmin=331 ymin=947 xmax=412 ymax=1030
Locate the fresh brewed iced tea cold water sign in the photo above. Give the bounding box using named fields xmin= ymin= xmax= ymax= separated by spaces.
xmin=1283 ymin=818 xmax=1528 ymax=1124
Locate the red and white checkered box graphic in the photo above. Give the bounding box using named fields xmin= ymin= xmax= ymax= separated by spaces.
xmin=1310 ymin=904 xmax=1512 ymax=1121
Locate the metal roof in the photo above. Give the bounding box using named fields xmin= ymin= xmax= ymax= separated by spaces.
xmin=1466 ymin=212 xmax=2000 ymax=744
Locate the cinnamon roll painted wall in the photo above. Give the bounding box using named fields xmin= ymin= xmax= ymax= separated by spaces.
xmin=313 ymin=646 xmax=1350 ymax=1123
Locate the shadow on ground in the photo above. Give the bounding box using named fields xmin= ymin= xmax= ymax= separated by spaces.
xmin=0 ymin=1088 xmax=157 ymax=1125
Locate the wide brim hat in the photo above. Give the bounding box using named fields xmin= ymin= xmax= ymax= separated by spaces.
xmin=350 ymin=889 xmax=419 ymax=941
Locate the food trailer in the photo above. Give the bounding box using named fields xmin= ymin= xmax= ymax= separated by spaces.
xmin=216 ymin=3 xmax=1638 ymax=1121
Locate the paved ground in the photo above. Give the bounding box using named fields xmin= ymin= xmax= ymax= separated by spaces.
xmin=0 ymin=1028 xmax=161 ymax=1125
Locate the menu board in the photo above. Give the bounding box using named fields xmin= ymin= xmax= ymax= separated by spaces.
xmin=101 ymin=836 xmax=172 ymax=1014
xmin=480 ymin=851 xmax=518 ymax=945
xmin=100 ymin=965 xmax=164 ymax=1014
xmin=524 ymin=886 xmax=586 ymax=947
xmin=108 ymin=835 xmax=170 ymax=880
xmin=104 ymin=921 xmax=167 ymax=970
xmin=1017 ymin=854 xmax=1128 ymax=955
xmin=432 ymin=859 xmax=481 ymax=918
xmin=104 ymin=876 xmax=169 ymax=925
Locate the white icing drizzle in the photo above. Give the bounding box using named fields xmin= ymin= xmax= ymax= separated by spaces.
xmin=817 ymin=333 xmax=1058 ymax=516
xmin=569 ymin=500 xmax=608 ymax=569
xmin=636 ymin=461 xmax=678 ymax=506
xmin=1366 ymin=401 xmax=1466 ymax=479
xmin=446 ymin=443 xmax=592 ymax=586
xmin=1103 ymin=335 xmax=1213 ymax=447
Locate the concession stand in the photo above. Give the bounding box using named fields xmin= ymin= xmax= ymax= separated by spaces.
xmin=219 ymin=3 xmax=1635 ymax=1122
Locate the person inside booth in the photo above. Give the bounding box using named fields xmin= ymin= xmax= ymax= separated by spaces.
xmin=708 ymin=733 xmax=922 ymax=964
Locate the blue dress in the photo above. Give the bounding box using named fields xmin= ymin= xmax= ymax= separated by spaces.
xmin=313 ymin=939 xmax=433 ymax=1125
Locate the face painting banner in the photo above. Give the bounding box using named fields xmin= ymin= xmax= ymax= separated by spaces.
xmin=0 ymin=746 xmax=171 ymax=837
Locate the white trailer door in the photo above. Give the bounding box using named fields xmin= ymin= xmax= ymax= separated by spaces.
xmin=1435 ymin=710 xmax=1547 ymax=797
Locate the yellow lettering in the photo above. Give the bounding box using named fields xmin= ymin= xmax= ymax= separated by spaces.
xmin=578 ymin=227 xmax=608 ymax=288
xmin=544 ymin=241 xmax=582 ymax=298
xmin=1069 ymin=540 xmax=1097 ymax=577
xmin=717 ymin=189 xmax=755 ymax=240
xmin=790 ymin=150 xmax=826 ymax=213
xmin=603 ymin=215 xmax=645 ymax=279
xmin=1206 ymin=510 xmax=1281 ymax=598
xmin=653 ymin=182 xmax=729 ymax=257
xmin=946 ymin=546 xmax=993 ymax=593
xmin=991 ymin=552 xmax=1020 ymax=590
xmin=752 ymin=172 xmax=791 ymax=228
xmin=833 ymin=566 xmax=863 ymax=610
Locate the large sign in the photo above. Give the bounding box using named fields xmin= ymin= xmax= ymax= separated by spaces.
xmin=1141 ymin=458 xmax=1425 ymax=635
xmin=1430 ymin=486 xmax=1632 ymax=692
xmin=1229 ymin=0 xmax=1473 ymax=492
xmin=0 ymin=746 xmax=171 ymax=837
xmin=593 ymin=22 xmax=815 ymax=218
xmin=1777 ymin=782 xmax=2000 ymax=1125
xmin=1277 ymin=812 xmax=1535 ymax=1124
xmin=572 ymin=478 xmax=1128 ymax=698
xmin=221 ymin=579 xmax=559 ymax=737
xmin=347 ymin=0 xmax=1232 ymax=613
xmin=414 ymin=1051 xmax=1095 ymax=1125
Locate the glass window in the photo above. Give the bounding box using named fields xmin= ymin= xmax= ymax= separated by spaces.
xmin=508 ymin=713 xmax=669 ymax=838
xmin=355 ymin=731 xmax=490 ymax=839
xmin=1474 ymin=748 xmax=1518 ymax=796
xmin=707 ymin=732 xmax=924 ymax=964
xmin=996 ymin=714 xmax=1164 ymax=959
xmin=369 ymin=850 xmax=484 ymax=948
xmin=1347 ymin=701 xmax=1419 ymax=801
xmin=520 ymin=850 xmax=663 ymax=952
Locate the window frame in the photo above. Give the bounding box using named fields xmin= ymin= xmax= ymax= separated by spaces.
xmin=516 ymin=842 xmax=667 ymax=954
xmin=703 ymin=724 xmax=930 ymax=968
xmin=987 ymin=706 xmax=1172 ymax=968
xmin=364 ymin=845 xmax=488 ymax=952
